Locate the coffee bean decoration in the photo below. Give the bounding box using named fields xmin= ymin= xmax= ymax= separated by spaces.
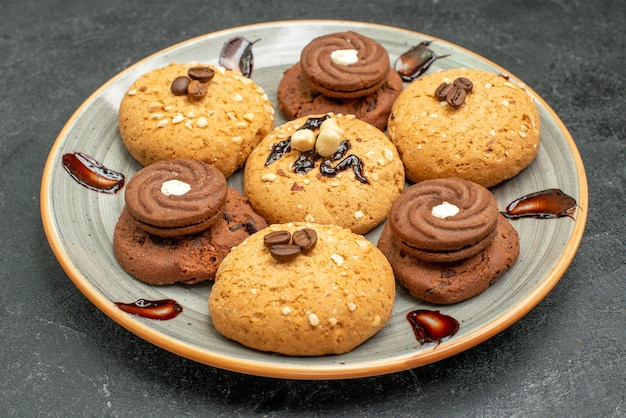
xmin=171 ymin=76 xmax=190 ymax=96
xmin=188 ymin=66 xmax=215 ymax=83
xmin=434 ymin=82 xmax=452 ymax=100
xmin=187 ymin=79 xmax=208 ymax=100
xmin=269 ymin=244 xmax=301 ymax=262
xmin=263 ymin=230 xmax=292 ymax=248
xmin=292 ymin=228 xmax=317 ymax=253
xmin=446 ymin=85 xmax=467 ymax=109
xmin=434 ymin=77 xmax=474 ymax=109
xmin=454 ymin=77 xmax=473 ymax=93
xmin=263 ymin=227 xmax=319 ymax=262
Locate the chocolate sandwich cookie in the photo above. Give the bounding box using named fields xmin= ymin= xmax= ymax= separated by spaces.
xmin=277 ymin=32 xmax=403 ymax=131
xmin=300 ymin=31 xmax=390 ymax=99
xmin=113 ymin=188 xmax=267 ymax=285
xmin=389 ymin=177 xmax=499 ymax=263
xmin=124 ymin=159 xmax=227 ymax=238
xmin=378 ymin=214 xmax=519 ymax=304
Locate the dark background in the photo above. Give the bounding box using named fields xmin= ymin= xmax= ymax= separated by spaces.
xmin=1 ymin=0 xmax=624 ymax=416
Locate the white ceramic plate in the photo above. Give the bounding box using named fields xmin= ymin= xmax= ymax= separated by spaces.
xmin=41 ymin=20 xmax=587 ymax=379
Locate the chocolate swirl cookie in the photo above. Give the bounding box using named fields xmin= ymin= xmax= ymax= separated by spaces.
xmin=389 ymin=177 xmax=499 ymax=262
xmin=124 ymin=159 xmax=227 ymax=237
xmin=300 ymin=31 xmax=390 ymax=99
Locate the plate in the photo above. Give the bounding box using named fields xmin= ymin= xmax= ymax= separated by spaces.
xmin=41 ymin=20 xmax=587 ymax=379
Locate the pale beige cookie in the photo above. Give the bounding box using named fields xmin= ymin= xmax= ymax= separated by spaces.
xmin=243 ymin=113 xmax=405 ymax=235
xmin=208 ymin=222 xmax=396 ymax=356
xmin=118 ymin=63 xmax=275 ymax=178
xmin=387 ymin=68 xmax=540 ymax=188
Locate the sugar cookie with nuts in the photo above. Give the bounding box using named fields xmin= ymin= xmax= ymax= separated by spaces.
xmin=387 ymin=68 xmax=540 ymax=188
xmin=118 ymin=62 xmax=275 ymax=178
xmin=243 ymin=113 xmax=405 ymax=235
xmin=208 ymin=222 xmax=396 ymax=356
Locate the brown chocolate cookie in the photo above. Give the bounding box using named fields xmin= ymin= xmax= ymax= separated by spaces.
xmin=378 ymin=214 xmax=520 ymax=304
xmin=300 ymin=31 xmax=390 ymax=98
xmin=389 ymin=178 xmax=499 ymax=263
xmin=124 ymin=159 xmax=227 ymax=237
xmin=277 ymin=62 xmax=403 ymax=131
xmin=113 ymin=188 xmax=267 ymax=285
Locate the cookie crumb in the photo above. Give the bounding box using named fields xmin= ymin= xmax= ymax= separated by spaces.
xmin=330 ymin=254 xmax=344 ymax=266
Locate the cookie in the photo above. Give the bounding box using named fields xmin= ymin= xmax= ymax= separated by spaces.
xmin=378 ymin=214 xmax=519 ymax=304
xmin=113 ymin=188 xmax=267 ymax=285
xmin=389 ymin=178 xmax=499 ymax=263
xmin=118 ymin=63 xmax=275 ymax=178
xmin=243 ymin=113 xmax=405 ymax=235
xmin=387 ymin=68 xmax=541 ymax=188
xmin=277 ymin=32 xmax=403 ymax=131
xmin=124 ymin=159 xmax=227 ymax=237
xmin=209 ymin=222 xmax=396 ymax=356
xmin=300 ymin=31 xmax=390 ymax=98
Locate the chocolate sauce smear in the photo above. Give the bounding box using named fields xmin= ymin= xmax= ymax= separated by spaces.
xmin=407 ymin=309 xmax=459 ymax=345
xmin=62 ymin=152 xmax=125 ymax=194
xmin=501 ymin=189 xmax=577 ymax=220
xmin=394 ymin=41 xmax=449 ymax=81
xmin=265 ymin=116 xmax=369 ymax=183
xmin=115 ymin=298 xmax=182 ymax=320
xmin=266 ymin=115 xmax=330 ymax=165
xmin=219 ymin=36 xmax=259 ymax=77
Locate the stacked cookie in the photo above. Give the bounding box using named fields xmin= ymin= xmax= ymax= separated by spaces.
xmin=378 ymin=177 xmax=520 ymax=304
xmin=277 ymin=31 xmax=403 ymax=130
xmin=113 ymin=159 xmax=267 ymax=285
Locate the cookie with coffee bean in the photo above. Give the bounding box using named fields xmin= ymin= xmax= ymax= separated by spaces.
xmin=243 ymin=113 xmax=405 ymax=235
xmin=387 ymin=68 xmax=541 ymax=188
xmin=118 ymin=62 xmax=275 ymax=178
xmin=277 ymin=31 xmax=403 ymax=131
xmin=209 ymin=222 xmax=396 ymax=356
xmin=113 ymin=159 xmax=267 ymax=285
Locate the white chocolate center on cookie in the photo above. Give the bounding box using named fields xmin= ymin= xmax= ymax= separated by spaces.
xmin=431 ymin=201 xmax=459 ymax=219
xmin=160 ymin=179 xmax=191 ymax=196
xmin=330 ymin=49 xmax=359 ymax=66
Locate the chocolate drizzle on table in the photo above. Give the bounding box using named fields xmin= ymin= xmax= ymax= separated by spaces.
xmin=265 ymin=115 xmax=369 ymax=184
xmin=501 ymin=189 xmax=577 ymax=220
xmin=62 ymin=152 xmax=125 ymax=194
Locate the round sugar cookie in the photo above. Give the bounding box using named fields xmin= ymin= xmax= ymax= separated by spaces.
xmin=243 ymin=113 xmax=405 ymax=235
xmin=387 ymin=68 xmax=541 ymax=188
xmin=209 ymin=222 xmax=396 ymax=356
xmin=118 ymin=63 xmax=275 ymax=178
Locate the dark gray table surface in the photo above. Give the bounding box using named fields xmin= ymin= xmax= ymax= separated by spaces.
xmin=1 ymin=0 xmax=624 ymax=416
